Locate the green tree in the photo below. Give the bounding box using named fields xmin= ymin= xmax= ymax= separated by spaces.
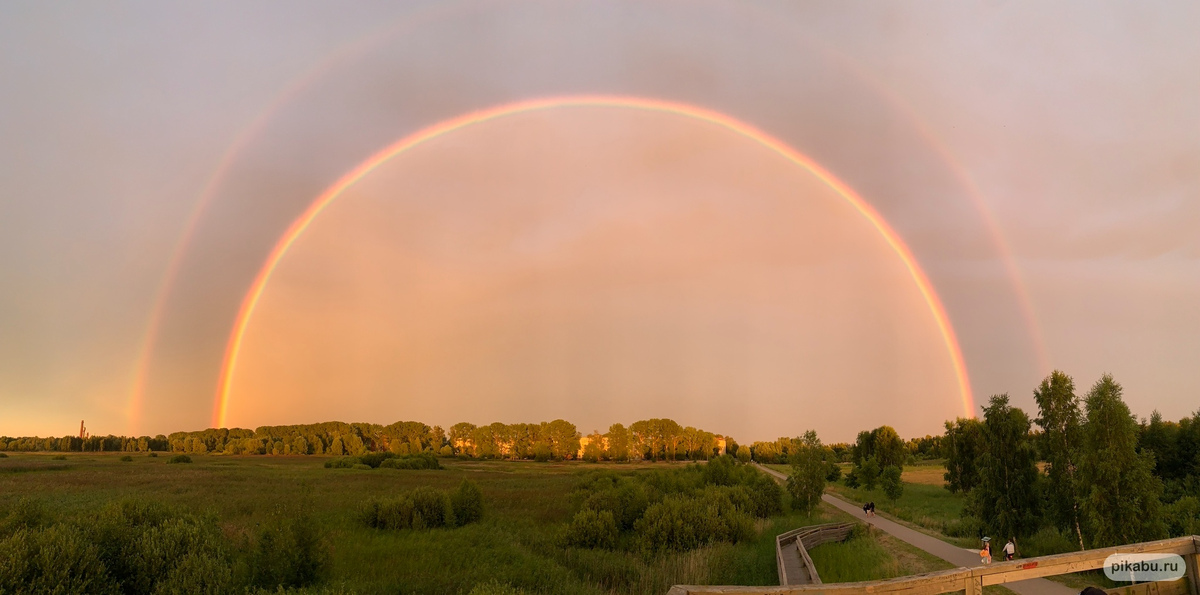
xmin=604 ymin=423 xmax=630 ymax=462
xmin=881 ymin=465 xmax=903 ymax=501
xmin=581 ymin=432 xmax=605 ymax=462
xmin=859 ymin=457 xmax=881 ymax=491
xmin=1078 ymin=374 xmax=1166 ymax=547
xmin=1032 ymin=370 xmax=1085 ymax=550
xmin=968 ymin=394 xmax=1040 ymax=541
xmin=943 ymin=417 xmax=986 ymax=493
xmin=872 ymin=426 xmax=906 ymax=470
xmin=786 ymin=430 xmax=827 ymax=513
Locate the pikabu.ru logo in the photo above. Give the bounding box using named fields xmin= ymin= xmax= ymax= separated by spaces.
xmin=1103 ymin=554 xmax=1186 ymax=582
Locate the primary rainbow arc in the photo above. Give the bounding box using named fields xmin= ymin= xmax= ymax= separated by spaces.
xmin=212 ymin=95 xmax=975 ymax=428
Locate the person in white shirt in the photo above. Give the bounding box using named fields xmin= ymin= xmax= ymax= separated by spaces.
xmin=1003 ymin=538 xmax=1016 ymax=561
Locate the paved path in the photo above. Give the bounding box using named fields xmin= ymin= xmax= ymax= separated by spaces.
xmin=754 ymin=464 xmax=1077 ymax=595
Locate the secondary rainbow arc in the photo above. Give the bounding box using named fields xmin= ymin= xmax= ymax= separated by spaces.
xmin=212 ymin=95 xmax=975 ymax=428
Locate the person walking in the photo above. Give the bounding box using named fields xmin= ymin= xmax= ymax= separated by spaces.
xmin=1003 ymin=538 xmax=1016 ymax=561
xmin=980 ymin=537 xmax=992 ymax=565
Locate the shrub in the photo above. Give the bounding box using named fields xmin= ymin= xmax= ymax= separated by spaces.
xmin=826 ymin=462 xmax=843 ymax=482
xmin=450 ymin=480 xmax=484 ymax=525
xmin=0 ymin=453 xmax=7 ymax=458
xmin=245 ymin=511 xmax=329 ymax=590
xmin=747 ymin=473 xmax=784 ymax=517
xmin=52 ymin=455 xmax=67 ymax=460
xmin=351 ymin=463 xmax=372 ymax=470
xmin=0 ymin=498 xmax=47 ymax=536
xmin=1165 ymin=496 xmax=1200 ymax=538
xmin=360 ymin=498 xmax=414 ymax=531
xmin=409 ymin=487 xmax=453 ymax=529
xmin=361 ymin=487 xmax=457 ymax=531
xmin=635 ymin=492 xmax=753 ymax=552
xmin=844 ymin=466 xmax=860 ymax=488
xmin=168 ymin=454 xmax=192 ymax=464
xmin=148 ymin=452 xmax=158 ymax=457
xmin=323 ymin=457 xmax=355 ymax=469
xmin=582 ymin=482 xmax=648 ymax=531
xmin=0 ymin=524 xmax=115 ymax=594
xmin=152 ymin=549 xmax=232 ymax=595
xmin=355 ymin=451 xmax=396 ymax=468
xmin=120 ymin=455 xmax=133 ymax=462
xmin=379 ymin=452 xmax=441 ymax=470
xmin=564 ymin=509 xmax=618 ymax=549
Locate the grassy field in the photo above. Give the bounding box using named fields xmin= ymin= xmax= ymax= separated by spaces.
xmin=0 ymin=453 xmax=864 ymax=594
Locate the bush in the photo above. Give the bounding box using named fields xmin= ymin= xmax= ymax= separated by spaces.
xmin=409 ymin=487 xmax=453 ymax=529
xmin=323 ymin=457 xmax=356 ymax=469
xmin=1165 ymin=496 xmax=1200 ymax=538
xmin=581 ymin=482 xmax=648 ymax=530
xmin=634 ymin=492 xmax=753 ymax=552
xmin=564 ymin=509 xmax=618 ymax=549
xmin=826 ymin=462 xmax=843 ymax=482
xmin=355 ymin=452 xmax=396 ymax=469
xmin=168 ymin=454 xmax=192 ymax=464
xmin=0 ymin=498 xmax=48 ymax=536
xmin=120 ymin=455 xmax=133 ymax=462
xmin=844 ymin=466 xmax=860 ymax=489
xmin=360 ymin=498 xmax=415 ymax=531
xmin=148 ymin=452 xmax=158 ymax=457
xmin=0 ymin=452 xmax=7 ymax=458
xmin=52 ymin=455 xmax=67 ymax=460
xmin=379 ymin=452 xmax=441 ymax=470
xmin=351 ymin=463 xmax=372 ymax=470
xmin=360 ymin=486 xmax=463 ymax=531
xmin=450 ymin=480 xmax=484 ymax=525
xmin=245 ymin=511 xmax=329 ymax=590
xmin=0 ymin=524 xmax=115 ymax=594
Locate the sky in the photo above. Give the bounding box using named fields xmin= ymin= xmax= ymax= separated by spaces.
xmin=1 ymin=1 xmax=1196 ymax=444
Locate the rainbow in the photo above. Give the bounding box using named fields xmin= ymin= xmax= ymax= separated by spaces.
xmin=211 ymin=95 xmax=975 ymax=428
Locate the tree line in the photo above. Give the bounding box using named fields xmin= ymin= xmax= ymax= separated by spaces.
xmin=939 ymin=371 xmax=1200 ymax=548
xmin=0 ymin=418 xmax=730 ymax=462
xmin=770 ymin=371 xmax=1199 ymax=551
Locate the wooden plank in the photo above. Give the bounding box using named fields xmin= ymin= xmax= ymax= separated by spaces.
xmin=1105 ymin=578 xmax=1189 ymax=595
xmin=976 ymin=537 xmax=1199 ymax=585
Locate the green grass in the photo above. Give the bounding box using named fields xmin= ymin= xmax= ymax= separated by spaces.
xmin=0 ymin=453 xmax=856 ymax=594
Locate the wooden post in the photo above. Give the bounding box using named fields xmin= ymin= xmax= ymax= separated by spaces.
xmin=1184 ymin=550 xmax=1199 ymax=595
xmin=965 ymin=574 xmax=982 ymax=595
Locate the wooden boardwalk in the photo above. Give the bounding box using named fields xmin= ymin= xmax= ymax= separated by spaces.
xmin=776 ymin=523 xmax=855 ymax=585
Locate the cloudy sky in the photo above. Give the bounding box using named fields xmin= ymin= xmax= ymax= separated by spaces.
xmin=1 ymin=1 xmax=1196 ymax=443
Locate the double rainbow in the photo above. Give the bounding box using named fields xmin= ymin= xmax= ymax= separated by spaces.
xmin=212 ymin=95 xmax=974 ymax=428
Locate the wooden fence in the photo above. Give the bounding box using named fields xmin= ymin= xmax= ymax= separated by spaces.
xmin=669 ymin=535 xmax=1200 ymax=595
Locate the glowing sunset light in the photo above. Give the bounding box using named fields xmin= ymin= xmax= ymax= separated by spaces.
xmin=212 ymin=95 xmax=974 ymax=430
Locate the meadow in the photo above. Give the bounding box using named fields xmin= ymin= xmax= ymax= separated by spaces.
xmin=0 ymin=452 xmax=947 ymax=594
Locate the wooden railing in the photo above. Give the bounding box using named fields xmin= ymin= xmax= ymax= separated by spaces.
xmin=669 ymin=535 xmax=1200 ymax=595
xmin=776 ymin=522 xmax=856 ymax=586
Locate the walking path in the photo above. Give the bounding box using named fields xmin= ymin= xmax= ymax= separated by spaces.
xmin=753 ymin=464 xmax=1078 ymax=595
